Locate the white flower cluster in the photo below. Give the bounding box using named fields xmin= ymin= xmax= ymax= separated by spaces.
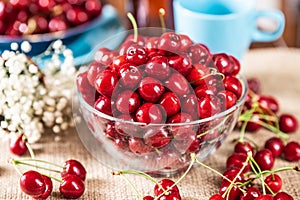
xmin=0 ymin=41 xmax=77 ymax=143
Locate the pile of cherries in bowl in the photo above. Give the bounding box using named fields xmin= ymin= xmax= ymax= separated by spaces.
xmin=75 ymin=28 xmax=248 ymax=175
xmin=0 ymin=0 xmax=102 ymax=36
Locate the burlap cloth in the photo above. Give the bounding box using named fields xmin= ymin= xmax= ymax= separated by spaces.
xmin=0 ymin=48 xmax=299 ymax=199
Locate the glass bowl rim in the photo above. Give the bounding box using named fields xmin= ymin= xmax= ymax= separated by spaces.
xmin=75 ymin=72 xmax=248 ymax=127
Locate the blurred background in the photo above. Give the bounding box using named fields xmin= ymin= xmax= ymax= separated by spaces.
xmin=104 ymin=0 xmax=300 ymax=48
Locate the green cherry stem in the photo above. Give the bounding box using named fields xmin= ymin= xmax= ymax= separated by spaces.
xmin=249 ymin=156 xmax=266 ymax=195
xmin=12 ymin=159 xmax=62 ymax=174
xmin=120 ymin=173 xmax=143 ymax=199
xmin=127 ymin=12 xmax=138 ymax=43
xmin=15 ymin=158 xmax=64 ymax=168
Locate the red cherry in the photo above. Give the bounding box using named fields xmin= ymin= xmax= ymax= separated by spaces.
xmin=110 ymin=55 xmax=128 ymax=72
xmin=265 ymin=174 xmax=282 ymax=194
xmin=198 ymin=95 xmax=222 ymax=119
xmin=247 ymin=78 xmax=261 ymax=94
xmin=158 ymin=32 xmax=181 ymax=54
xmin=188 ymin=43 xmax=211 ymax=65
xmin=209 ymin=194 xmax=224 ymax=200
xmin=33 ymin=175 xmax=53 ymax=200
xmin=168 ymin=54 xmax=192 ymax=77
xmin=94 ymin=69 xmax=118 ymax=97
xmin=124 ymin=35 xmax=146 ymax=47
xmin=186 ymin=64 xmax=210 ymax=86
xmin=20 ymin=170 xmax=46 ymax=196
xmin=9 ymin=134 xmax=28 ymax=156
xmin=85 ymin=0 xmax=102 ymax=16
xmin=66 ymin=7 xmax=89 ymax=26
xmin=10 ymin=0 xmax=29 ymax=8
xmin=279 ymin=114 xmax=298 ymax=133
xmin=94 ymin=48 xmax=116 ymax=66
xmin=213 ymin=53 xmax=234 ymax=76
xmin=48 ymin=16 xmax=68 ymax=32
xmin=105 ymin=123 xmax=118 ymax=139
xmin=61 ymin=159 xmax=87 ymax=181
xmin=118 ymin=63 xmax=143 ymax=89
xmin=222 ymin=168 xmax=245 ymax=184
xmin=144 ymin=128 xmax=171 ymax=148
xmin=223 ymin=76 xmax=243 ymax=99
xmin=128 ymin=137 xmax=153 ymax=155
xmin=145 ymin=37 xmax=159 ymax=53
xmin=283 ymin=141 xmax=300 ymax=162
xmin=264 ymin=137 xmax=284 ymax=158
xmin=94 ymin=96 xmax=112 ymax=116
xmin=115 ymin=90 xmax=140 ymax=114
xmin=143 ymin=196 xmax=154 ymax=200
xmin=165 ymin=72 xmax=190 ymax=96
xmin=181 ymin=94 xmax=200 ymax=120
xmin=257 ymin=95 xmax=279 ymax=114
xmin=240 ymin=186 xmax=261 ymax=200
xmin=217 ymin=90 xmax=237 ymax=110
xmin=219 ymin=181 xmax=242 ymax=200
xmin=86 ymin=62 xmax=106 ymax=86
xmin=59 ymin=175 xmax=85 ymax=199
xmin=254 ymin=149 xmax=275 ymax=171
xmin=145 ymin=56 xmax=170 ymax=80
xmin=255 ymin=194 xmax=274 ymax=200
xmin=226 ymin=153 xmax=251 ymax=172
xmin=159 ymin=92 xmax=181 ymax=117
xmin=154 ymin=179 xmax=181 ymax=199
xmin=234 ymin=141 xmax=254 ymax=155
xmin=135 ymin=103 xmax=165 ymax=124
xmin=126 ymin=44 xmax=148 ymax=66
xmin=229 ymin=55 xmax=241 ymax=75
xmin=138 ymin=77 xmax=165 ymax=102
xmin=179 ymin=34 xmax=193 ymax=51
xmin=245 ymin=114 xmax=262 ymax=132
xmin=274 ymin=192 xmax=294 ymax=200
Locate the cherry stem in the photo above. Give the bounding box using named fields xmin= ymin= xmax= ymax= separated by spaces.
xmin=10 ymin=158 xmax=23 ymax=176
xmin=119 ymin=173 xmax=143 ymax=199
xmin=13 ymin=160 xmax=62 ymax=174
xmin=249 ymin=156 xmax=266 ymax=195
xmin=25 ymin=141 xmax=35 ymax=159
xmin=127 ymin=12 xmax=138 ymax=43
xmin=15 ymin=158 xmax=64 ymax=168
xmin=159 ymin=8 xmax=166 ymax=33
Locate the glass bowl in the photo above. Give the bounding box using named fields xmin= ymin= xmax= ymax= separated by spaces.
xmin=73 ymin=27 xmax=248 ymax=176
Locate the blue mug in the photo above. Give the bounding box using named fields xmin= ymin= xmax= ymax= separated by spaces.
xmin=173 ymin=0 xmax=285 ymax=60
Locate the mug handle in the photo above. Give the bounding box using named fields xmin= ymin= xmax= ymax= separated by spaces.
xmin=252 ymin=10 xmax=285 ymax=42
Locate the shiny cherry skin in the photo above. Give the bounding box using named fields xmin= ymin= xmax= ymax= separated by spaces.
xmin=223 ymin=75 xmax=243 ymax=99
xmin=279 ymin=114 xmax=298 ymax=133
xmin=283 ymin=141 xmax=300 ymax=162
xmin=59 ymin=174 xmax=85 ymax=199
xmin=165 ymin=72 xmax=190 ymax=96
xmin=245 ymin=114 xmax=262 ymax=132
xmin=198 ymin=95 xmax=222 ymax=119
xmin=123 ymin=34 xmax=146 ymax=47
xmin=209 ymin=194 xmax=224 ymax=200
xmin=254 ymin=149 xmax=275 ymax=171
xmin=168 ymin=54 xmax=192 ymax=77
xmin=9 ymin=133 xmax=28 ymax=156
xmin=145 ymin=55 xmax=170 ymax=80
xmin=144 ymin=128 xmax=171 ymax=148
xmin=94 ymin=69 xmax=118 ymax=97
xmin=48 ymin=16 xmax=68 ymax=32
xmin=111 ymin=55 xmax=128 ymax=72
xmin=158 ymin=32 xmax=181 ymax=54
xmin=257 ymin=95 xmax=279 ymax=114
xmin=219 ymin=182 xmax=242 ymax=200
xmin=128 ymin=137 xmax=153 ymax=155
xmin=143 ymin=196 xmax=155 ymax=200
xmin=115 ymin=90 xmax=140 ymax=114
xmin=188 ymin=43 xmax=211 ymax=65
xmin=213 ymin=53 xmax=234 ymax=76
xmin=217 ymin=90 xmax=237 ymax=110
xmin=194 ymin=85 xmax=216 ymax=99
xmin=264 ymin=137 xmax=285 ymax=158
xmin=61 ymin=159 xmax=87 ymax=181
xmin=240 ymin=187 xmax=261 ymax=200
xmin=247 ymin=77 xmax=261 ymax=94
xmin=145 ymin=36 xmax=159 ymax=53
xmin=135 ymin=103 xmax=165 ymax=124
xmin=86 ymin=62 xmax=106 ymax=86
xmin=20 ymin=170 xmax=46 ymax=196
xmin=186 ymin=64 xmax=210 ymax=86
xmin=226 ymin=153 xmax=251 ymax=172
xmin=255 ymin=194 xmax=274 ymax=200
xmin=85 ymin=0 xmax=102 ymax=16
xmin=234 ymin=141 xmax=254 ymax=155
xmin=33 ymin=175 xmax=53 ymax=200
xmin=126 ymin=44 xmax=148 ymax=66
xmin=154 ymin=179 xmax=181 ymax=199
xmin=181 ymin=94 xmax=200 ymax=120
xmin=229 ymin=55 xmax=241 ymax=75
xmin=94 ymin=48 xmax=116 ymax=66
xmin=178 ymin=34 xmax=193 ymax=51
xmin=265 ymin=174 xmax=282 ymax=194
xmin=105 ymin=123 xmax=118 ymax=139
xmin=222 ymin=168 xmax=245 ymax=184
xmin=139 ymin=77 xmax=165 ymax=102
xmin=274 ymin=192 xmax=294 ymax=200
xmin=66 ymin=7 xmax=89 ymax=26
xmin=159 ymin=92 xmax=181 ymax=117
xmin=118 ymin=63 xmax=143 ymax=89
xmin=94 ymin=96 xmax=112 ymax=116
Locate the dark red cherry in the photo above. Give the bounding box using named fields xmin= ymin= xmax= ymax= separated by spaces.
xmin=222 ymin=168 xmax=245 ymax=184
xmin=229 ymin=55 xmax=241 ymax=75
xmin=245 ymin=114 xmax=262 ymax=132
xmin=213 ymin=53 xmax=234 ymax=76
xmin=198 ymin=95 xmax=222 ymax=119
xmin=94 ymin=48 xmax=116 ymax=66
xmin=247 ymin=78 xmax=261 ymax=94
xmin=219 ymin=182 xmax=242 ymax=200
xmin=181 ymin=94 xmax=200 ymax=120
xmin=144 ymin=128 xmax=171 ymax=148
xmin=143 ymin=196 xmax=154 ymax=200
xmin=94 ymin=69 xmax=118 ymax=97
xmin=124 ymin=34 xmax=146 ymax=47
xmin=165 ymin=72 xmax=190 ymax=96
xmin=186 ymin=64 xmax=210 ymax=86
xmin=168 ymin=55 xmax=192 ymax=77
xmin=217 ymin=90 xmax=237 ymax=110
xmin=158 ymin=32 xmax=181 ymax=54
xmin=194 ymin=85 xmax=216 ymax=99
xmin=128 ymin=137 xmax=153 ymax=155
xmin=126 ymin=44 xmax=148 ymax=66
xmin=226 ymin=153 xmax=251 ymax=172
xmin=223 ymin=76 xmax=243 ymax=99
xmin=255 ymin=194 xmax=274 ymax=200
xmin=61 ymin=159 xmax=87 ymax=181
xmin=20 ymin=170 xmax=46 ymax=196
xmin=265 ymin=174 xmax=282 ymax=194
xmin=139 ymin=77 xmax=165 ymax=102
xmin=66 ymin=8 xmax=89 ymax=26
xmin=118 ymin=63 xmax=143 ymax=89
xmin=105 ymin=123 xmax=118 ymax=139
xmin=188 ymin=43 xmax=211 ymax=65
xmin=264 ymin=137 xmax=284 ymax=158
xmin=33 ymin=175 xmax=53 ymax=200
xmin=179 ymin=34 xmax=193 ymax=51
xmin=257 ymin=95 xmax=279 ymax=114
xmin=274 ymin=192 xmax=294 ymax=200
xmin=145 ymin=56 xmax=170 ymax=80
xmin=209 ymin=194 xmax=224 ymax=200
xmin=48 ymin=16 xmax=68 ymax=32
xmin=283 ymin=141 xmax=300 ymax=162
xmin=59 ymin=175 xmax=85 ymax=199
xmin=85 ymin=0 xmax=102 ymax=16
xmin=154 ymin=179 xmax=180 ymax=198
xmin=87 ymin=62 xmax=106 ymax=86
xmin=145 ymin=37 xmax=159 ymax=53
xmin=254 ymin=149 xmax=275 ymax=171
xmin=115 ymin=90 xmax=140 ymax=114
xmin=94 ymin=96 xmax=112 ymax=116
xmin=9 ymin=133 xmax=28 ymax=156
xmin=111 ymin=55 xmax=128 ymax=72
xmin=234 ymin=141 xmax=254 ymax=155
xmin=279 ymin=114 xmax=298 ymax=133
xmin=135 ymin=103 xmax=165 ymax=124
xmin=240 ymin=187 xmax=261 ymax=200
xmin=159 ymin=92 xmax=181 ymax=117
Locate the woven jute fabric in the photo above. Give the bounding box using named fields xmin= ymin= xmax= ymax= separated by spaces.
xmin=1 ymin=48 xmax=300 ymax=200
